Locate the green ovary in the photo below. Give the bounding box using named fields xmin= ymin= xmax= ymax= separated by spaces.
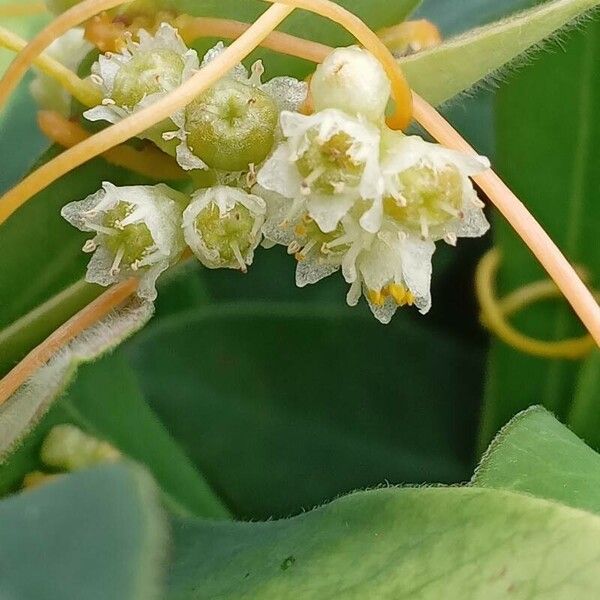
xmin=185 ymin=80 xmax=278 ymax=171
xmin=195 ymin=203 xmax=255 ymax=262
xmin=103 ymin=202 xmax=154 ymax=265
xmin=296 ymin=132 xmax=364 ymax=193
xmin=112 ymin=49 xmax=184 ymax=109
xmin=384 ymin=165 xmax=463 ymax=231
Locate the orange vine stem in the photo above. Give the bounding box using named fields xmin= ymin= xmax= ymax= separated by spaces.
xmin=37 ymin=110 xmax=186 ymax=181
xmin=0 ymin=279 xmax=138 ymax=404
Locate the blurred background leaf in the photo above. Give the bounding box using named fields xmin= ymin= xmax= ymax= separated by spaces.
xmin=126 ymin=303 xmax=483 ymax=519
xmin=480 ymin=18 xmax=600 ymax=448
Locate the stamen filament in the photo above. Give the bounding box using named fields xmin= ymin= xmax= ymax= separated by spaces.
xmin=0 ymin=3 xmax=295 ymax=225
xmin=0 ymin=278 xmax=138 ymax=405
xmin=37 ymin=110 xmax=186 ymax=181
xmin=261 ymin=0 xmax=413 ymax=129
xmin=0 ymin=26 xmax=101 ymax=108
xmin=476 ymin=248 xmax=596 ymax=359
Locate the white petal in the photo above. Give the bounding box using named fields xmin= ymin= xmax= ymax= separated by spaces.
xmin=256 ymin=143 xmax=302 ymax=197
xmin=296 ymin=258 xmax=339 ymax=287
xmin=307 ymin=193 xmax=354 ymax=233
xmin=262 ymin=77 xmax=308 ymax=112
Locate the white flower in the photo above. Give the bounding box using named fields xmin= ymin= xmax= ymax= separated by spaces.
xmin=182 ymin=186 xmax=266 ymax=271
xmin=30 ymin=28 xmax=93 ymax=116
xmin=257 ymin=108 xmax=385 ymax=234
xmin=343 ymin=224 xmax=435 ymax=324
xmin=172 ymin=42 xmax=307 ymax=172
xmin=310 ymin=46 xmax=391 ymax=122
xmin=83 ymin=23 xmax=199 ymax=148
xmin=61 ymin=182 xmax=187 ymax=300
xmin=381 ymin=132 xmax=491 ymax=244
xmin=259 ymin=186 xmax=434 ymax=323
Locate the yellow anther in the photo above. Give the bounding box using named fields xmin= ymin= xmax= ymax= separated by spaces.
xmin=368 ymin=288 xmax=385 ymax=306
xmin=388 ymin=283 xmax=407 ymax=305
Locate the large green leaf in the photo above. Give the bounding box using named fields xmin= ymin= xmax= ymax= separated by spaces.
xmin=0 ymin=350 xmax=230 ymax=519
xmin=480 ymin=19 xmax=600 ymax=447
xmin=127 ymin=303 xmax=484 ymax=519
xmin=168 ymin=486 xmax=600 ymax=599
xmin=0 ymin=463 xmax=167 ymax=600
xmin=403 ymin=0 xmax=600 ymax=106
xmin=473 ymin=406 xmax=600 ymax=514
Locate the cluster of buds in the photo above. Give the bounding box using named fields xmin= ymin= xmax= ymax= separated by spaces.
xmin=59 ymin=23 xmax=490 ymax=323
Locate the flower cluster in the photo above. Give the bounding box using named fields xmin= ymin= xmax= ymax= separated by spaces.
xmin=60 ymin=25 xmax=490 ymax=323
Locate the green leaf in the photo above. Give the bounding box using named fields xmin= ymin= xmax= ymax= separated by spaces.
xmin=168 ymin=486 xmax=600 ymax=599
xmin=567 ymin=350 xmax=600 ymax=449
xmin=0 ymin=350 xmax=231 ymax=519
xmin=473 ymin=406 xmax=600 ymax=515
xmin=403 ymin=0 xmax=600 ymax=106
xmin=127 ymin=302 xmax=484 ymax=519
xmin=0 ymin=463 xmax=168 ymax=600
xmin=479 ymin=18 xmax=600 ymax=446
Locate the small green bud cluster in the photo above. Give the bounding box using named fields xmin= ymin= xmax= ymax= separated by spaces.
xmin=40 ymin=424 xmax=121 ymax=472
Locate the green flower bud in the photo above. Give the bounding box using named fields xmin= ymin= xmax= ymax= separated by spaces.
xmin=183 ymin=79 xmax=278 ymax=172
xmin=183 ymin=186 xmax=266 ymax=271
xmin=111 ymin=48 xmax=185 ymax=109
xmin=40 ymin=424 xmax=121 ymax=472
xmin=310 ymin=46 xmax=391 ymax=122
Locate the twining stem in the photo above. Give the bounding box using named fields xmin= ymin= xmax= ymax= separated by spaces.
xmin=476 ymin=249 xmax=596 ymax=359
xmin=0 ymin=3 xmax=295 ymax=225
xmin=411 ymin=94 xmax=600 ymax=346
xmin=1 ymin=3 xmax=599 ymax=406
xmin=175 ymin=15 xmax=332 ymax=63
xmin=0 ymin=278 xmax=138 ymax=403
xmin=261 ymin=0 xmax=413 ymax=129
xmin=0 ymin=2 xmax=47 ymax=18
xmin=38 ymin=110 xmax=187 ymax=181
xmin=0 ymin=26 xmax=101 ymax=108
xmin=0 ymin=279 xmax=102 ymax=375
xmin=0 ymin=0 xmax=134 ymax=111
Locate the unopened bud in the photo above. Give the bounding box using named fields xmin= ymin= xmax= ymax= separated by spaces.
xmin=310 ymin=46 xmax=391 ymax=121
